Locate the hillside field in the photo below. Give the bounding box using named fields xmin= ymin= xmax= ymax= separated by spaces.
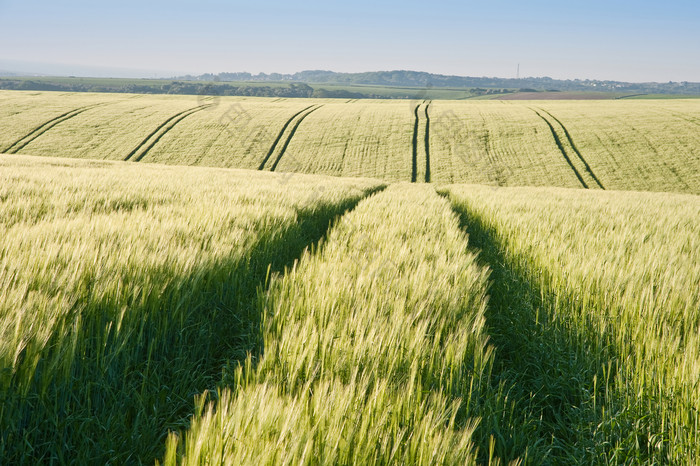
xmin=1 ymin=90 xmax=699 ymax=193
xmin=1 ymin=90 xmax=699 ymax=464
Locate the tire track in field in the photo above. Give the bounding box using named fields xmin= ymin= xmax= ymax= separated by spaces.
xmin=410 ymin=101 xmax=432 ymax=183
xmin=424 ymin=101 xmax=432 ymax=183
xmin=267 ymin=105 xmax=323 ymax=172
xmin=444 ymin=194 xmax=617 ymax=463
xmin=124 ymin=104 xmax=212 ymax=162
xmin=529 ymin=108 xmax=589 ymax=189
xmin=3 ymin=103 xmax=108 ymax=154
xmin=411 ymin=103 xmax=421 ymax=182
xmin=538 ymin=109 xmax=605 ymax=189
xmin=257 ymin=105 xmax=316 ymax=170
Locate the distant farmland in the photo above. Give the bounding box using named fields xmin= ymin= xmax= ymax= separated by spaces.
xmin=1 ymin=90 xmax=700 ymax=464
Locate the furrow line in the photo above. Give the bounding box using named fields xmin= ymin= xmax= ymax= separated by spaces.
xmin=411 ymin=103 xmax=421 ymax=182
xmin=269 ymin=105 xmax=323 ymax=172
xmin=4 ymin=103 xmax=106 ymax=154
xmin=257 ymin=105 xmax=316 ymax=170
xmin=539 ymin=109 xmax=605 ymax=189
xmin=529 ymin=108 xmax=589 ymax=189
xmin=124 ymin=105 xmax=211 ymax=162
xmin=424 ymin=101 xmax=432 ymax=183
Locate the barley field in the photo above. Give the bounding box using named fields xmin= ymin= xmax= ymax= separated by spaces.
xmin=164 ymin=185 xmax=492 ymax=465
xmin=1 ymin=89 xmax=699 ymax=464
xmin=2 ymin=90 xmax=699 ymax=192
xmin=445 ymin=185 xmax=700 ymax=463
xmin=0 ymin=154 xmax=380 ymax=463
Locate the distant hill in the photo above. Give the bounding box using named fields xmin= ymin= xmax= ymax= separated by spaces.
xmin=1 ymin=71 xmax=698 ymax=99
xmin=178 ymin=70 xmax=700 ymax=95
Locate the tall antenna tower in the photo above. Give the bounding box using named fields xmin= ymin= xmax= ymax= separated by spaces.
xmin=517 ymin=63 xmax=520 ymax=80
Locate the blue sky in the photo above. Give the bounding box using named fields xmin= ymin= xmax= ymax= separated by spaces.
xmin=0 ymin=0 xmax=698 ymax=81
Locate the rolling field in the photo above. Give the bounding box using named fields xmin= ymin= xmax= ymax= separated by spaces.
xmin=165 ymin=185 xmax=492 ymax=465
xmin=1 ymin=90 xmax=700 ymax=464
xmin=444 ymin=185 xmax=700 ymax=463
xmin=1 ymin=90 xmax=699 ymax=192
xmin=0 ymin=154 xmax=380 ymax=463
xmin=0 ymin=92 xmax=122 ymax=152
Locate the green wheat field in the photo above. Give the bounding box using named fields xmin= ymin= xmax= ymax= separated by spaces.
xmin=1 ymin=90 xmax=699 ymax=464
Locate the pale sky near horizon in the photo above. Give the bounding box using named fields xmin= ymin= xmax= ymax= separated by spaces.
xmin=0 ymin=0 xmax=698 ymax=82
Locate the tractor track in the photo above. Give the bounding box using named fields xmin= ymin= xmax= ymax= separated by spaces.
xmin=269 ymin=105 xmax=323 ymax=172
xmin=410 ymin=101 xmax=432 ymax=183
xmin=257 ymin=105 xmax=316 ymax=170
xmin=411 ymin=103 xmax=421 ymax=182
xmin=124 ymin=104 xmax=212 ymax=162
xmin=530 ymin=108 xmax=589 ymax=189
xmin=3 ymin=103 xmax=108 ymax=154
xmin=424 ymin=101 xmax=432 ymax=183
xmin=538 ymin=109 xmax=605 ymax=189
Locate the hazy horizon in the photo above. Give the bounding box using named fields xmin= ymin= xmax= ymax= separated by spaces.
xmin=3 ymin=59 xmax=700 ymax=85
xmin=1 ymin=0 xmax=698 ymax=83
